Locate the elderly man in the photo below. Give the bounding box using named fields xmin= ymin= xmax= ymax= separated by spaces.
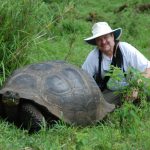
xmin=82 ymin=22 xmax=150 ymax=105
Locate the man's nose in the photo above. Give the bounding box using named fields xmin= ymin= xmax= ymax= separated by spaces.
xmin=100 ymin=38 xmax=106 ymax=44
xmin=96 ymin=37 xmax=106 ymax=45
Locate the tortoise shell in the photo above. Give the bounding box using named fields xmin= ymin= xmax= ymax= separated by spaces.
xmin=0 ymin=61 xmax=114 ymax=125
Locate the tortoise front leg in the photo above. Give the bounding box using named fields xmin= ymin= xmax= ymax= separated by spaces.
xmin=19 ymin=102 xmax=45 ymax=133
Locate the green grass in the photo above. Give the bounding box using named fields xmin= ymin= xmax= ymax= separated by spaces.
xmin=0 ymin=0 xmax=150 ymax=149
xmin=0 ymin=102 xmax=150 ymax=150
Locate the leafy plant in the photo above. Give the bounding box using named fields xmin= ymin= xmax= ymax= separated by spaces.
xmin=106 ymin=66 xmax=150 ymax=103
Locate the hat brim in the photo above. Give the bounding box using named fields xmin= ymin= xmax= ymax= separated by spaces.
xmin=84 ymin=28 xmax=122 ymax=45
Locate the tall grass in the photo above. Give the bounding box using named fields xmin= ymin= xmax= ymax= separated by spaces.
xmin=0 ymin=0 xmax=150 ymax=149
xmin=0 ymin=0 xmax=54 ymax=80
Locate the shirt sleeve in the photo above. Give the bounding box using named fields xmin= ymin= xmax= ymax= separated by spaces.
xmin=82 ymin=48 xmax=99 ymax=77
xmin=120 ymin=42 xmax=150 ymax=72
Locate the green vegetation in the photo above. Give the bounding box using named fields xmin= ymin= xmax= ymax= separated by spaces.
xmin=0 ymin=0 xmax=150 ymax=149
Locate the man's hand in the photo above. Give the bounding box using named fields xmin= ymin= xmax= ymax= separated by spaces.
xmin=125 ymin=88 xmax=139 ymax=102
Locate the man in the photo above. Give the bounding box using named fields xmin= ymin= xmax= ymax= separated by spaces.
xmin=82 ymin=22 xmax=150 ymax=105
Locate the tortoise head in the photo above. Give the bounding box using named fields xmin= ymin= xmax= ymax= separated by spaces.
xmin=2 ymin=91 xmax=20 ymax=106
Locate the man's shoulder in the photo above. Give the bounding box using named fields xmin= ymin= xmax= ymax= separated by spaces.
xmin=88 ymin=47 xmax=99 ymax=56
xmin=119 ymin=41 xmax=137 ymax=54
xmin=119 ymin=41 xmax=131 ymax=48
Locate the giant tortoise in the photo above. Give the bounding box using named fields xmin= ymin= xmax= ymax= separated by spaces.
xmin=0 ymin=61 xmax=115 ymax=133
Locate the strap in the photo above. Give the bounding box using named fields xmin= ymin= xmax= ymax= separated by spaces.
xmin=112 ymin=41 xmax=124 ymax=69
xmin=94 ymin=40 xmax=124 ymax=91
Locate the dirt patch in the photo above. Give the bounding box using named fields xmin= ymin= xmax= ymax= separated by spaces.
xmin=136 ymin=3 xmax=150 ymax=12
xmin=114 ymin=4 xmax=128 ymax=13
xmin=86 ymin=12 xmax=104 ymax=22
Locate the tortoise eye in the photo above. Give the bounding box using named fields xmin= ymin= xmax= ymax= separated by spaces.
xmin=5 ymin=91 xmax=11 ymax=96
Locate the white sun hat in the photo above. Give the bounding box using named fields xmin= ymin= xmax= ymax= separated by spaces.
xmin=84 ymin=22 xmax=122 ymax=45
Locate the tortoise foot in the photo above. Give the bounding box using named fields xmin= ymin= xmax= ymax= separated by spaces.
xmin=19 ymin=102 xmax=45 ymax=133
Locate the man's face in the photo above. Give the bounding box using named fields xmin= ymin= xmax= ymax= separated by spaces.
xmin=95 ymin=33 xmax=115 ymax=56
